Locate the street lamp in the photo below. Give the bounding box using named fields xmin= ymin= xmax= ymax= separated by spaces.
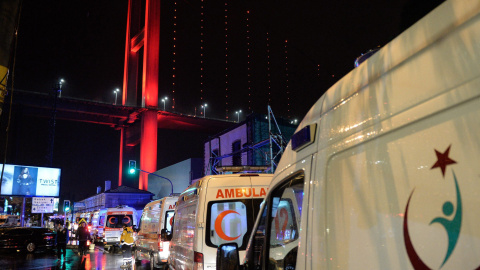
xmin=57 ymin=78 xmax=64 ymax=98
xmin=201 ymin=103 xmax=207 ymax=118
xmin=235 ymin=110 xmax=242 ymax=122
xmin=162 ymin=97 xmax=168 ymax=111
xmin=114 ymin=88 xmax=120 ymax=105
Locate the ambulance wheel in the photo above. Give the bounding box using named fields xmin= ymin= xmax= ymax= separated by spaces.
xmin=150 ymin=254 xmax=158 ymax=270
xmin=134 ymin=250 xmax=141 ymax=265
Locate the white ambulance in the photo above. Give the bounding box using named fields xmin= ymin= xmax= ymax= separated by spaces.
xmin=103 ymin=205 xmax=139 ymax=252
xmin=168 ymin=173 xmax=272 ymax=270
xmin=216 ymin=0 xmax=480 ymax=269
xmin=134 ymin=195 xmax=178 ymax=269
xmin=90 ymin=208 xmax=107 ymax=242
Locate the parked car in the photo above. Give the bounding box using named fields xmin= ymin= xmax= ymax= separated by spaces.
xmin=0 ymin=215 xmax=19 ymax=227
xmin=0 ymin=227 xmax=56 ymax=253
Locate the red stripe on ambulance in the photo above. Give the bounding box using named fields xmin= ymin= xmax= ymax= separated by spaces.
xmin=216 ymin=187 xmax=268 ymax=199
xmin=107 ymin=211 xmax=133 ymax=215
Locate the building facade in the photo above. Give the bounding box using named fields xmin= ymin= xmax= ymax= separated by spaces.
xmin=204 ymin=113 xmax=297 ymax=175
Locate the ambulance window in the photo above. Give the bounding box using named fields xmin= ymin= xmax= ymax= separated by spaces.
xmin=106 ymin=215 xmax=133 ymax=228
xmin=268 ymin=173 xmax=304 ymax=270
xmin=164 ymin=210 xmax=175 ymax=233
xmin=122 ymin=216 xmax=131 ymax=225
xmin=206 ymin=199 xmax=263 ymax=250
xmin=99 ymin=216 xmax=106 ymax=226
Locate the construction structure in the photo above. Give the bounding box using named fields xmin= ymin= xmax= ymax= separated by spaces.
xmin=204 ymin=107 xmax=297 ymax=175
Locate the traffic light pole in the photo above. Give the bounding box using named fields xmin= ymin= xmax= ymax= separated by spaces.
xmin=137 ymin=169 xmax=174 ymax=195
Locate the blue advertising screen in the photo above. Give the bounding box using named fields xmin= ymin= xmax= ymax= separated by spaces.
xmin=0 ymin=164 xmax=61 ymax=197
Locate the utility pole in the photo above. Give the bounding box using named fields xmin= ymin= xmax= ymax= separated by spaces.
xmin=46 ymin=80 xmax=63 ymax=166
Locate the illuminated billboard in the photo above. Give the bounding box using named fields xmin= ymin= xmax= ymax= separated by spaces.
xmin=0 ymin=164 xmax=61 ymax=197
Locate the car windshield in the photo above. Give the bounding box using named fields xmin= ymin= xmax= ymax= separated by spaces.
xmin=106 ymin=215 xmax=133 ymax=228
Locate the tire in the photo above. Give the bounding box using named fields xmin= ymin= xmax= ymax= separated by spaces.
xmin=134 ymin=250 xmax=141 ymax=265
xmin=150 ymin=253 xmax=158 ymax=270
xmin=26 ymin=242 xmax=36 ymax=253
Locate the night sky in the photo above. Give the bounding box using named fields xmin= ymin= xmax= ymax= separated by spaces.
xmin=2 ymin=0 xmax=443 ymax=202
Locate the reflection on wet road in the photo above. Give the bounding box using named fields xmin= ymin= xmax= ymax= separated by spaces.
xmin=0 ymin=246 xmax=154 ymax=270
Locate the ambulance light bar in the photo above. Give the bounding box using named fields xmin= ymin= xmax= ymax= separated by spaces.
xmin=291 ymin=124 xmax=317 ymax=152
xmin=216 ymin=166 xmax=269 ymax=173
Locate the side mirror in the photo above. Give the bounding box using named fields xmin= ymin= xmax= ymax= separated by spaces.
xmin=216 ymin=243 xmax=240 ymax=270
xmin=161 ymin=228 xmax=172 ymax=241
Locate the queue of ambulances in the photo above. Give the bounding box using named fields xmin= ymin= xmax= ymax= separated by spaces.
xmin=216 ymin=1 xmax=480 ymax=269
xmin=103 ymin=205 xmax=139 ymax=252
xmin=134 ymin=195 xmax=179 ymax=269
xmin=167 ymin=172 xmax=273 ymax=270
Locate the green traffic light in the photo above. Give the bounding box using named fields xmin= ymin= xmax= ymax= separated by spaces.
xmin=128 ymin=160 xmax=136 ymax=174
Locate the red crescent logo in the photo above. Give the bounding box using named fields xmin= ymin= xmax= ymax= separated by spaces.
xmin=214 ymin=210 xmax=242 ymax=241
xmin=169 ymin=217 xmax=173 ymax=226
xmin=108 ymin=216 xmax=117 ymax=225
xmin=122 ymin=216 xmax=131 ymax=225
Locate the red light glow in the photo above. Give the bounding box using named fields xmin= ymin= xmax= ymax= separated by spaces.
xmin=140 ymin=110 xmax=158 ymax=190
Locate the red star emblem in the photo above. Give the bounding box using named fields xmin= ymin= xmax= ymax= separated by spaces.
xmin=431 ymin=145 xmax=456 ymax=177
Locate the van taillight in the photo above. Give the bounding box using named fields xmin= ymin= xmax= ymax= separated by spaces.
xmin=158 ymin=236 xmax=163 ymax=252
xmin=194 ymin=251 xmax=203 ymax=270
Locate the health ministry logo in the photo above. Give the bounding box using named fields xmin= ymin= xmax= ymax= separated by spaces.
xmin=403 ymin=145 xmax=468 ymax=269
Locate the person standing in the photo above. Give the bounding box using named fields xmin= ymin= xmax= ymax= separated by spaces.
xmin=120 ymin=223 xmax=134 ymax=267
xmin=76 ymin=221 xmax=90 ymax=256
xmin=55 ymin=222 xmax=69 ymax=258
xmin=16 ymin=167 xmax=34 ymax=195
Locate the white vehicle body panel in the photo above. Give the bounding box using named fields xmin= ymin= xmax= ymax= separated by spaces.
xmin=169 ymin=174 xmax=273 ymax=270
xmin=103 ymin=205 xmax=138 ymax=248
xmin=90 ymin=209 xmax=107 ymax=241
xmin=236 ymin=1 xmax=480 ymax=269
xmin=135 ymin=196 xmax=178 ymax=267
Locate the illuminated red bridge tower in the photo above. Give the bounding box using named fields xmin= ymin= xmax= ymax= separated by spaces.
xmin=120 ymin=0 xmax=233 ymax=190
xmin=121 ymin=0 xmax=161 ymax=190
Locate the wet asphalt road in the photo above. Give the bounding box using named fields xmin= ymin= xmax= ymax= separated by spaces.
xmin=0 ymin=244 xmax=157 ymax=270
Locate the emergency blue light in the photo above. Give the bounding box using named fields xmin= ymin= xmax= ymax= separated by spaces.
xmin=291 ymin=124 xmax=317 ymax=151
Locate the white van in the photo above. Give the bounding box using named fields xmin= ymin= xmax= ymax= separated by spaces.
xmin=103 ymin=205 xmax=139 ymax=251
xmin=134 ymin=195 xmax=178 ymax=269
xmin=90 ymin=209 xmax=107 ymax=242
xmin=216 ymin=1 xmax=480 ymax=269
xmin=168 ymin=173 xmax=272 ymax=270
